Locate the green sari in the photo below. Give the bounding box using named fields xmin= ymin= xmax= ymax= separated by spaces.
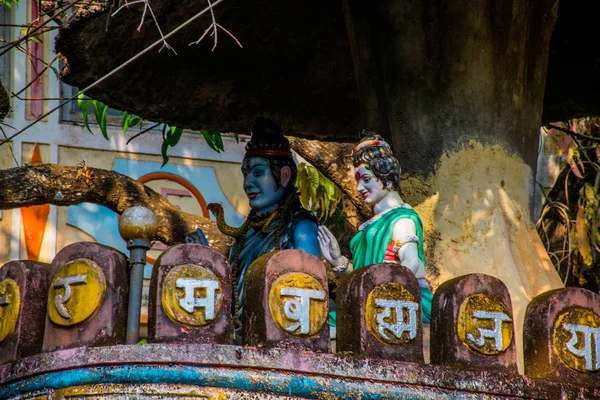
xmin=330 ymin=206 xmax=432 ymax=328
xmin=350 ymin=206 xmax=425 ymax=269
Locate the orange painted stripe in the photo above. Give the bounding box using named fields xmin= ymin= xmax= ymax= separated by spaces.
xmin=21 ymin=144 xmax=50 ymax=261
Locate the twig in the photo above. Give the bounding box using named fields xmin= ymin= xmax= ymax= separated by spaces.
xmin=10 ymin=96 xmax=69 ymax=101
xmin=547 ymin=123 xmax=600 ymax=142
xmin=111 ymin=0 xmax=177 ymax=55
xmin=111 ymin=0 xmax=146 ymax=16
xmin=126 ymin=122 xmax=161 ymax=144
xmin=0 ymin=0 xmax=84 ymax=58
xmin=571 ymin=134 xmax=600 ymax=173
xmin=13 ymin=54 xmax=60 ymax=97
xmin=146 ymin=2 xmax=176 ymax=54
xmin=189 ymin=0 xmax=242 ymax=51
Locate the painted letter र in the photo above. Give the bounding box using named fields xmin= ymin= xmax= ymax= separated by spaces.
xmin=53 ymin=275 xmax=87 ymax=319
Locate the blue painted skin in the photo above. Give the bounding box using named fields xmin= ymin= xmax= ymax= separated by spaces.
xmin=188 ymin=156 xmax=319 ymax=258
xmin=187 ymin=156 xmax=319 ymax=307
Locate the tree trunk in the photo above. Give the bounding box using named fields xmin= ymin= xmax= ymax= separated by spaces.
xmin=0 ymin=164 xmax=232 ymax=255
xmin=343 ymin=0 xmax=563 ymax=372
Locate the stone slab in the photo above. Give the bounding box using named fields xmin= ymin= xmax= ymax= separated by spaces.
xmin=0 ymin=260 xmax=50 ymax=364
xmin=524 ymin=287 xmax=600 ymax=386
xmin=430 ymin=273 xmax=517 ymax=373
xmin=243 ymin=249 xmax=329 ymax=351
xmin=42 ymin=242 xmax=129 ymax=351
xmin=337 ymin=263 xmax=424 ymax=363
xmin=148 ymin=244 xmax=233 ymax=344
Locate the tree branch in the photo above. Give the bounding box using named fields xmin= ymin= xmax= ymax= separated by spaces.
xmin=288 ymin=137 xmax=371 ymax=219
xmin=0 ymin=164 xmax=233 ymax=255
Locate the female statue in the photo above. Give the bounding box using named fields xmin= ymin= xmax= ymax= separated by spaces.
xmin=318 ymin=132 xmax=433 ymax=323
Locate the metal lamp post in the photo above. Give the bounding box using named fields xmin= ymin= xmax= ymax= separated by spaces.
xmin=118 ymin=206 xmax=158 ymax=344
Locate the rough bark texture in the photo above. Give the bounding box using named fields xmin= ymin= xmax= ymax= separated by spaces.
xmin=49 ymin=1 xmax=600 ymax=137
xmin=0 ymin=80 xmax=9 ymax=122
xmin=0 ymin=164 xmax=232 ymax=255
xmin=344 ymin=0 xmax=557 ymax=176
xmin=54 ymin=0 xmax=359 ymax=141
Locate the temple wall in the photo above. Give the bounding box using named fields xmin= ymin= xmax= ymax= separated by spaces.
xmin=0 ymin=2 xmax=250 ymax=270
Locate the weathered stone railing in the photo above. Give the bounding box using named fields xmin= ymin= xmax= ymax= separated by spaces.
xmin=0 ymin=241 xmax=599 ymax=399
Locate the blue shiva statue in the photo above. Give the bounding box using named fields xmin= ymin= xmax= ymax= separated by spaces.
xmin=186 ymin=118 xmax=320 ymax=331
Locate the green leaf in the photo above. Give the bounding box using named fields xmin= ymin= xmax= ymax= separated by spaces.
xmin=323 ymin=180 xmax=335 ymax=199
xmin=214 ymin=131 xmax=224 ymax=151
xmin=130 ymin=117 xmax=142 ymax=129
xmin=167 ymin=126 xmax=183 ymax=146
xmin=77 ymin=94 xmax=94 ymax=134
xmin=20 ymin=27 xmax=42 ymax=43
xmin=161 ymin=138 xmax=170 ymax=167
xmin=121 ymin=113 xmax=142 ymax=135
xmin=306 ymin=165 xmax=319 ymax=187
xmin=299 ymin=187 xmax=311 ymax=209
xmin=29 ymin=34 xmax=42 ymax=44
xmin=77 ymin=92 xmax=87 ymax=110
xmin=200 ymin=130 xmax=223 ymax=153
xmin=122 ymin=113 xmax=133 ymax=134
xmin=93 ymin=101 xmax=109 ymax=140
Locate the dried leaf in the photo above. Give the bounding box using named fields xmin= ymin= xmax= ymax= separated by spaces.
xmin=557 ymin=133 xmax=573 ymax=155
xmin=568 ymin=146 xmax=584 ymax=179
xmin=576 ymin=206 xmax=593 ymax=266
xmin=584 ymin=183 xmax=596 ymax=204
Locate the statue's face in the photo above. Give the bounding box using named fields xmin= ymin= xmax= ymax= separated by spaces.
xmin=355 ymin=164 xmax=387 ymax=206
xmin=242 ymin=156 xmax=286 ymax=213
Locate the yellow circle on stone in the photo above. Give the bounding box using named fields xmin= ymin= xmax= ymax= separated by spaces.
xmin=457 ymin=294 xmax=513 ymax=355
xmin=47 ymin=258 xmax=106 ymax=326
xmin=0 ymin=279 xmax=20 ymax=344
xmin=366 ymin=282 xmax=418 ymax=345
xmin=162 ymin=264 xmax=223 ymax=327
xmin=553 ymin=307 xmax=600 ymax=373
xmin=269 ymin=272 xmax=328 ymax=337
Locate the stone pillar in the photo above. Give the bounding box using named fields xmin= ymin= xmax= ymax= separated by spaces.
xmin=336 ymin=263 xmax=423 ymax=362
xmin=148 ymin=244 xmax=233 ymax=344
xmin=430 ymin=274 xmax=517 ymax=373
xmin=524 ymin=287 xmax=600 ymax=385
xmin=43 ymin=242 xmax=129 ymax=351
xmin=243 ymin=250 xmax=329 ymax=351
xmin=0 ymin=261 xmax=50 ymax=364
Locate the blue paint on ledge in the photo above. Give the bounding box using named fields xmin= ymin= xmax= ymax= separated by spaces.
xmin=0 ymin=364 xmax=463 ymax=399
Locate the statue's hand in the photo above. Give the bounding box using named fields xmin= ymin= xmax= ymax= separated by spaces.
xmin=317 ymin=225 xmax=342 ymax=266
xmin=185 ymin=228 xmax=209 ymax=246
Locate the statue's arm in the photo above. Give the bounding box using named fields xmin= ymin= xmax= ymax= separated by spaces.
xmin=391 ymin=219 xmax=425 ymax=278
xmin=293 ymin=219 xmax=321 ymax=258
